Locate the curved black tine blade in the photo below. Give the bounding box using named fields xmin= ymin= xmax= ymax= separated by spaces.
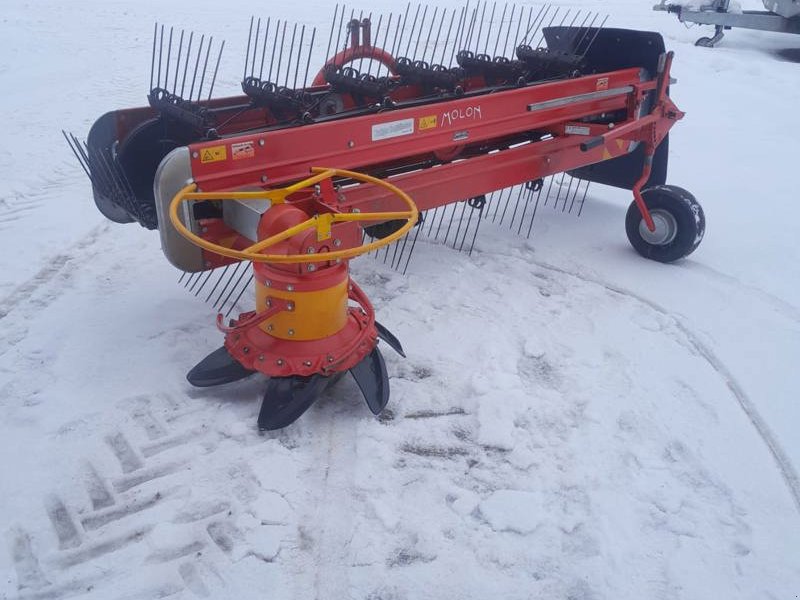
xmin=375 ymin=321 xmax=406 ymax=358
xmin=187 ymin=346 xmax=255 ymax=387
xmin=258 ymin=374 xmax=329 ymax=431
xmin=349 ymin=347 xmax=390 ymax=416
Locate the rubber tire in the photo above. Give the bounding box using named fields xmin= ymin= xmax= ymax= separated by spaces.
xmin=625 ymin=185 xmax=705 ymax=263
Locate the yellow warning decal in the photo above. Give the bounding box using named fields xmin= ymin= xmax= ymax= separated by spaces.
xmin=200 ymin=145 xmax=227 ymax=164
xmin=419 ymin=115 xmax=437 ymax=131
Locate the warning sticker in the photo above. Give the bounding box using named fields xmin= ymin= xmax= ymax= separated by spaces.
xmin=231 ymin=141 xmax=255 ymax=160
xmin=371 ymin=118 xmax=414 ymax=142
xmin=200 ymin=145 xmax=227 ymax=163
xmin=596 ymin=77 xmax=609 ymax=91
xmin=419 ymin=115 xmax=437 ymax=131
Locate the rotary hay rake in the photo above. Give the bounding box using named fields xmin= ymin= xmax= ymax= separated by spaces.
xmin=65 ymin=2 xmax=706 ymax=430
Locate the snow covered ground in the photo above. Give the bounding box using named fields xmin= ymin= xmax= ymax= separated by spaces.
xmin=1 ymin=0 xmax=799 ymax=598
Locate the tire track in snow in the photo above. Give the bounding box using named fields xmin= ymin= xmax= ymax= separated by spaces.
xmin=531 ymin=258 xmax=800 ymax=515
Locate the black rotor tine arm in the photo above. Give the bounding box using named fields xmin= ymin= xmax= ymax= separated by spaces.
xmin=324 ymin=4 xmax=339 ymax=65
xmin=259 ymin=18 xmax=271 ymax=80
xmin=197 ymin=36 xmax=214 ymax=102
xmin=150 ymin=23 xmax=158 ymax=91
xmin=244 ymin=16 xmax=254 ymax=80
xmin=189 ymin=34 xmax=204 ymax=102
xmin=302 ymin=27 xmax=317 ymax=87
xmin=208 ymin=40 xmax=224 ymax=102
xmin=284 ymin=23 xmax=298 ymax=88
xmin=251 ymin=18 xmax=261 ymax=79
xmin=173 ymin=29 xmax=185 ymax=95
xmin=180 ymin=31 xmax=194 ymax=98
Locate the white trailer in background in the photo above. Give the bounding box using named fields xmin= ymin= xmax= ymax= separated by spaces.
xmin=655 ymin=0 xmax=800 ymax=46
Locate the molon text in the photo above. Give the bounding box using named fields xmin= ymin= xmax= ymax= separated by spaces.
xmin=442 ymin=105 xmax=482 ymax=127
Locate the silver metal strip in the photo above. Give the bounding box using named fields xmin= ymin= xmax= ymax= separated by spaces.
xmin=527 ymin=85 xmax=634 ymax=112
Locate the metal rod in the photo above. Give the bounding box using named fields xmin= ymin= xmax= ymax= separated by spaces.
xmin=259 ymin=18 xmax=271 ymax=79
xmin=474 ymin=1 xmax=488 ymax=53
xmin=197 ymin=36 xmax=213 ymax=102
xmin=251 ymin=18 xmax=261 ymax=78
xmin=450 ymin=3 xmax=468 ymax=66
xmin=420 ymin=7 xmax=439 ymax=65
xmin=213 ymin=262 xmax=244 ymax=309
xmin=411 ymin=5 xmax=428 ymax=60
xmin=402 ymin=219 xmax=423 ymax=275
xmin=275 ymin=21 xmax=287 ymax=85
xmin=502 ymin=3 xmax=517 ymax=57
xmin=165 ymin=26 xmax=174 ymax=89
xmin=285 ymin=23 xmax=298 ymax=88
xmin=268 ymin=20 xmax=280 ymax=81
xmin=157 ymin=24 xmax=164 ymax=88
xmin=580 ymin=15 xmax=609 ymax=58
xmin=404 ymin=4 xmax=421 ymax=57
xmin=467 ymin=203 xmax=483 ymax=255
xmin=302 ymin=27 xmax=317 ymax=87
xmin=458 ymin=202 xmax=476 ymax=251
xmin=180 ymin=31 xmax=193 ymax=97
xmin=440 ymin=8 xmax=456 ymax=65
xmin=226 ymin=274 xmax=254 ymax=317
xmin=205 ymin=264 xmax=231 ymax=303
xmin=521 ymin=4 xmax=548 ymax=46
xmin=173 ymin=30 xmax=184 ymax=94
xmin=293 ymin=25 xmax=306 ymax=89
xmin=189 ymin=34 xmax=204 ymax=102
xmin=515 ymin=185 xmax=535 ymax=235
xmin=208 ymin=41 xmax=224 ymax=101
xmin=150 ymin=23 xmax=157 ymax=91
xmin=325 ymin=4 xmax=339 ymax=66
xmin=526 ymin=182 xmax=545 ymax=238
xmin=244 ymin=17 xmax=254 ymax=80
xmin=577 ymin=180 xmax=590 ymax=217
xmin=483 ymin=2 xmax=497 ymax=55
xmin=376 ymin=13 xmax=393 ymax=78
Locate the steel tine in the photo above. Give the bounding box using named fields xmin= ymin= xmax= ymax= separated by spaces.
xmin=374 ymin=13 xmax=392 ymax=77
xmin=180 ymin=31 xmax=194 ymax=97
xmin=251 ymin=18 xmax=261 ymax=78
xmin=520 ymin=3 xmax=545 ymax=45
xmin=386 ymin=6 xmax=408 ymax=76
xmin=443 ymin=202 xmax=459 ymax=245
xmin=213 ymin=262 xmax=244 ymax=309
xmin=178 ymin=271 xmax=189 ymax=284
xmin=402 ymin=218 xmax=423 ymax=275
xmin=359 ymin=14 xmax=377 ymax=73
xmin=197 ymin=36 xmax=214 ymax=102
xmin=207 ymin=40 xmax=224 ymax=102
xmin=491 ymin=186 xmax=508 ymax=222
xmin=526 ymin=181 xmax=545 ymax=238
xmin=172 ymin=30 xmax=185 ymax=94
xmin=573 ymin=13 xmax=599 ymax=55
xmin=183 ymin=272 xmax=200 ymax=289
xmin=564 ymin=12 xmax=591 ymax=53
xmin=434 ymin=201 xmax=450 ymax=240
xmin=508 ymin=185 xmax=526 ymax=230
xmin=502 ymin=3 xmax=516 ymax=57
xmin=192 ymin=268 xmax=215 ymax=296
xmin=382 ymin=239 xmax=391 ymax=265
xmin=577 ymin=180 xmax=590 ymax=217
xmin=467 ymin=202 xmax=484 ymax=256
xmin=568 ymin=177 xmax=581 ymax=214
xmin=225 ymin=274 xmax=254 ymax=317
xmin=244 ymin=16 xmax=255 ymax=80
xmin=580 ymin=15 xmax=609 ymax=58
xmin=284 ymin=23 xmax=297 ymax=88
xmin=439 ymin=8 xmax=456 ymax=66
xmin=498 ymin=185 xmax=515 ymax=225
xmin=561 ymin=174 xmax=575 ymax=212
xmin=333 ymin=7 xmax=350 ymax=68
xmin=268 ymin=20 xmax=280 ymax=82
xmin=391 ymin=228 xmax=407 ymax=270
xmin=260 ymin=17 xmax=272 ymax=80
xmin=411 ymin=5 xmax=428 ymax=60
xmin=164 ymin=26 xmax=174 ymax=90
xmin=515 ymin=184 xmax=535 ymax=235
xmin=522 ymin=4 xmax=548 ymax=46
xmin=404 ymin=4 xmax=421 ymax=57
xmin=420 ymin=6 xmax=439 ymax=65
xmin=452 ymin=202 xmax=469 ymax=248
xmin=325 ymin=5 xmax=339 ymax=64
xmin=76 ymin=137 xmax=109 ymax=195
xmin=156 ymin=24 xmax=164 ymax=89
xmin=535 ymin=6 xmax=561 ymax=49
xmin=205 ymin=264 xmax=231 ymax=303
xmin=150 ymin=23 xmax=158 ymax=91
xmin=275 ymin=21 xmax=287 ymax=84
xmin=481 ymin=190 xmax=494 ymax=220
xmin=492 ymin=3 xmax=506 ymax=57
xmin=189 ymin=34 xmax=205 ymax=102
xmin=62 ymin=131 xmax=91 ymax=179
xmin=463 ymin=3 xmax=479 ymax=52
xmin=458 ymin=202 xmax=476 ymax=251
xmin=188 ymin=268 xmax=207 ymax=293
xmin=474 ymin=1 xmax=488 ymax=53
xmin=303 ymin=27 xmax=317 ymax=87
xmin=512 ymin=5 xmax=530 ymax=49
xmin=218 ymin=263 xmax=250 ymax=312
xmin=449 ymin=3 xmax=468 ymax=66
xmin=554 ymin=172 xmax=568 ymax=209
xmin=483 ymin=2 xmax=497 ymax=55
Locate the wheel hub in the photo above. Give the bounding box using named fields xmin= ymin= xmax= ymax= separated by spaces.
xmin=639 ymin=209 xmax=678 ymax=245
